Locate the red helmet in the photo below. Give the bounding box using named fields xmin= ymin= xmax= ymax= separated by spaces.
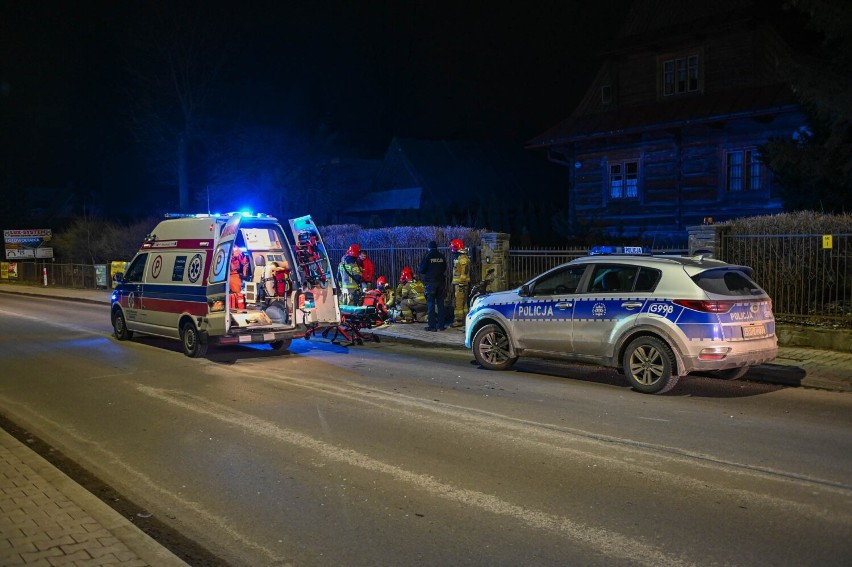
xmin=450 ymin=238 xmax=464 ymax=252
xmin=347 ymin=243 xmax=361 ymax=257
xmin=376 ymin=276 xmax=387 ymax=289
xmin=399 ymin=266 xmax=414 ymax=283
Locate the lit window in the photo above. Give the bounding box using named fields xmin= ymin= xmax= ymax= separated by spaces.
xmin=726 ymin=149 xmax=762 ymax=192
xmin=610 ymin=160 xmax=640 ymax=199
xmin=662 ymin=53 xmax=700 ymax=96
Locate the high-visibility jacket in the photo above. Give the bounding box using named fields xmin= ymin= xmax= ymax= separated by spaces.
xmin=452 ymin=250 xmax=470 ymax=285
xmin=337 ymin=255 xmax=362 ymax=290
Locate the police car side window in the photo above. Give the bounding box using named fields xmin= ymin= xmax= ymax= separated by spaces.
xmin=531 ymin=266 xmax=586 ymax=296
xmin=123 ymin=254 xmax=148 ymax=283
xmin=634 ymin=267 xmax=661 ymax=292
xmin=589 ymin=265 xmax=639 ymax=293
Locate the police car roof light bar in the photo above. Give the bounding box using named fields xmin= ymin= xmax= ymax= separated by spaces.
xmin=589 ymin=245 xmax=652 ymax=255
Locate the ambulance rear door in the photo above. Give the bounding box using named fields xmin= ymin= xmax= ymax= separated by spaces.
xmin=209 ymin=214 xmax=241 ymax=332
xmin=288 ymin=215 xmax=341 ymax=325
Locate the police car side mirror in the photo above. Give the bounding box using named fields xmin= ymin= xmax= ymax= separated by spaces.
xmin=113 ymin=273 xmax=123 ymax=283
xmin=519 ymin=284 xmax=531 ymax=297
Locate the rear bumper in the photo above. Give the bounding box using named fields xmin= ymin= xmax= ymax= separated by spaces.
xmin=217 ymin=325 xmax=308 ymax=346
xmin=681 ymin=337 xmax=778 ymax=374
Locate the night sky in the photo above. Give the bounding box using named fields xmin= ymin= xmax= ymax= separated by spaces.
xmin=1 ymin=1 xmax=632 ymax=221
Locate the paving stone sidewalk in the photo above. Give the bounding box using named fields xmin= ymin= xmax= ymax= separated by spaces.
xmin=0 ymin=429 xmax=186 ymax=566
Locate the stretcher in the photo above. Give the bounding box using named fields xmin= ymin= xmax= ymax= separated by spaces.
xmin=305 ymin=305 xmax=383 ymax=346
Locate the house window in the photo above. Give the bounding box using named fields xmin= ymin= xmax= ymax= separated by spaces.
xmin=609 ymin=160 xmax=639 ymax=199
xmin=662 ymin=53 xmax=700 ymax=96
xmin=726 ymin=149 xmax=762 ymax=192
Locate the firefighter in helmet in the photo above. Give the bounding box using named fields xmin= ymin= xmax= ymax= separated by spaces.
xmin=361 ymin=274 xmax=389 ymax=322
xmin=392 ymin=266 xmax=426 ymax=323
xmin=337 ymin=243 xmax=362 ymax=305
xmin=450 ymin=238 xmax=470 ymax=327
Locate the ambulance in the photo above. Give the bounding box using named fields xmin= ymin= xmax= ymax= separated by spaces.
xmin=110 ymin=212 xmax=340 ymax=357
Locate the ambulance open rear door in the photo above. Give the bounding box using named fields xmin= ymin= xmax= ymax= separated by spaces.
xmin=209 ymin=214 xmax=241 ymax=333
xmin=288 ymin=215 xmax=341 ymax=326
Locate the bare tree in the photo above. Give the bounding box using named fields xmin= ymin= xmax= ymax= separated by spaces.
xmin=123 ymin=4 xmax=230 ymax=211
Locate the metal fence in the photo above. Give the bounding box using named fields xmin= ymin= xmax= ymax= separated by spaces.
xmin=5 ymin=261 xmax=103 ymax=289
xmin=6 ymin=238 xmax=849 ymax=327
xmin=721 ymin=233 xmax=852 ymax=327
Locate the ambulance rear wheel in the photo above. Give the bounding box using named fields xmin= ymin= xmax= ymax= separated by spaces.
xmin=472 ymin=324 xmax=517 ymax=371
xmin=181 ymin=322 xmax=208 ymax=358
xmin=270 ymin=339 xmax=292 ymax=351
xmin=622 ymin=336 xmax=679 ymax=394
xmin=112 ymin=311 xmax=133 ymax=340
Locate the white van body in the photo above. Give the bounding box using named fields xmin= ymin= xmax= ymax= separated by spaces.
xmin=110 ymin=212 xmax=340 ymax=357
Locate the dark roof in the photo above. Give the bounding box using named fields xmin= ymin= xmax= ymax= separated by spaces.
xmin=376 ymin=137 xmax=561 ymax=204
xmin=342 ymin=187 xmax=422 ymax=214
xmin=617 ymin=0 xmax=754 ymax=43
xmin=527 ymin=84 xmax=799 ymax=148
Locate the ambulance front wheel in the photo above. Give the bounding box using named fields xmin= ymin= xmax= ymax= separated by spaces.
xmin=181 ymin=321 xmax=208 ymax=358
xmin=270 ymin=339 xmax=292 ymax=351
xmin=112 ymin=310 xmax=133 ymax=340
xmin=472 ymin=324 xmax=517 ymax=371
xmin=622 ymin=336 xmax=679 ymax=394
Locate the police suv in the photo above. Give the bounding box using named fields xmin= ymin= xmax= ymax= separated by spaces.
xmin=465 ymin=247 xmax=778 ymax=394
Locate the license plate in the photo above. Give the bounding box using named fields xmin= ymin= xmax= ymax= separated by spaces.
xmin=742 ymin=324 xmax=766 ymax=338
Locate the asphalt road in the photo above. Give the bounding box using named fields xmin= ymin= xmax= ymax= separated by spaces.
xmin=1 ymin=293 xmax=851 ymax=566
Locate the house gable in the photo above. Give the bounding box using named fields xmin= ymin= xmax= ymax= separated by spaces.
xmin=528 ymin=0 xmax=805 ymax=243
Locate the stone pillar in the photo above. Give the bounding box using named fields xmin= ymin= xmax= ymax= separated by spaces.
xmin=687 ymin=224 xmax=730 ymax=258
xmin=480 ymin=232 xmax=511 ymax=292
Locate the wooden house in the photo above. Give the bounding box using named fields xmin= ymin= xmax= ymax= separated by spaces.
xmin=527 ymin=0 xmax=806 ymax=243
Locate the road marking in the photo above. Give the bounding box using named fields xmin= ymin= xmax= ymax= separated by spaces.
xmin=137 ymin=385 xmax=688 ymax=567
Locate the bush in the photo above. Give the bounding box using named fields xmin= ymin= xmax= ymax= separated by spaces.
xmin=725 ymin=211 xmax=852 ymax=235
xmin=319 ymin=225 xmax=487 ymax=249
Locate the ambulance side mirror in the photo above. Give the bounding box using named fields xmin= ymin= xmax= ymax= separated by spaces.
xmin=113 ymin=273 xmax=123 ymax=283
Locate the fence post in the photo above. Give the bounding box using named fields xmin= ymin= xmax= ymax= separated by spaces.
xmin=480 ymin=232 xmax=511 ymax=292
xmin=687 ymin=224 xmax=730 ymax=258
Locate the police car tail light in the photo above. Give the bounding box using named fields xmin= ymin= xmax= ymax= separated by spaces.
xmin=699 ymin=347 xmax=732 ymax=360
xmin=673 ymin=299 xmax=735 ymax=313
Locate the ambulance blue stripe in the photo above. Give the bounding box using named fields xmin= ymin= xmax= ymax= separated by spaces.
xmin=141 ymin=284 xmax=208 ymax=302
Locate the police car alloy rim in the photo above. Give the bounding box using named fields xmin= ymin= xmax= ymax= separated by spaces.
xmin=629 ymin=344 xmax=665 ymax=386
xmin=473 ymin=324 xmax=517 ymax=370
xmin=622 ymin=336 xmax=677 ymax=393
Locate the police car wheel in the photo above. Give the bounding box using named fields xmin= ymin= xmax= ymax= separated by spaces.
xmin=181 ymin=322 xmax=208 ymax=358
xmin=472 ymin=324 xmax=518 ymax=371
xmin=622 ymin=336 xmax=679 ymax=394
xmin=707 ymin=366 xmax=750 ymax=380
xmin=113 ymin=311 xmax=133 ymax=340
xmin=270 ymin=339 xmax=292 ymax=351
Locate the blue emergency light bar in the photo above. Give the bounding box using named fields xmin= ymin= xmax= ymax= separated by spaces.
xmin=589 ymin=245 xmax=652 ymax=255
xmin=163 ymin=212 xmax=273 ymax=219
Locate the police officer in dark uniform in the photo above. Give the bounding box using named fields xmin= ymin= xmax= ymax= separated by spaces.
xmin=418 ymin=240 xmax=447 ymax=331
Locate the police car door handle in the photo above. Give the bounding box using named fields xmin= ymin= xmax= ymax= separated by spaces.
xmin=555 ymin=302 xmax=573 ymax=309
xmin=621 ymin=301 xmax=643 ymax=309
